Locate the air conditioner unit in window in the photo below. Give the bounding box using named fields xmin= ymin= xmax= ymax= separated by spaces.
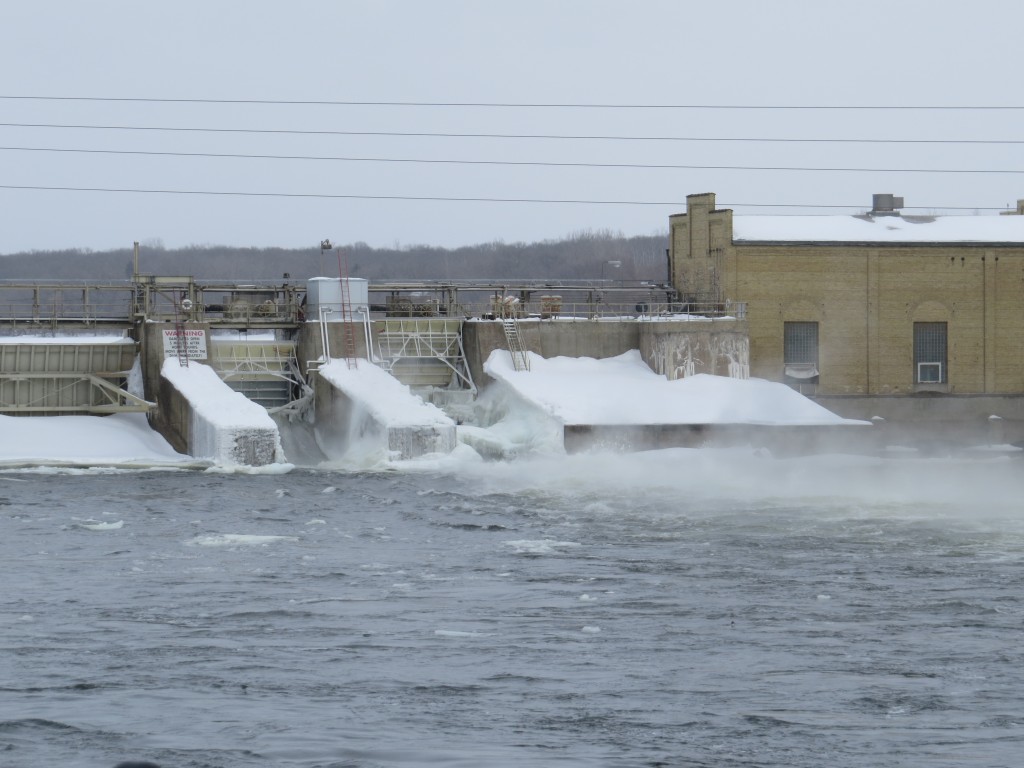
xmin=784 ymin=363 xmax=819 ymax=380
xmin=917 ymin=362 xmax=942 ymax=383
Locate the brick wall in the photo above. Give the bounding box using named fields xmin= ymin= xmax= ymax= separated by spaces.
xmin=669 ymin=195 xmax=1024 ymax=396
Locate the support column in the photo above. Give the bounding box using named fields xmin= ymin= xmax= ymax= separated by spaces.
xmin=984 ymin=250 xmax=997 ymax=392
xmin=866 ymin=250 xmax=880 ymax=394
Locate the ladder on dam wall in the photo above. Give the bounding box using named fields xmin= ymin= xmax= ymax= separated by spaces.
xmin=173 ymin=319 xmax=189 ymax=368
xmin=502 ymin=317 xmax=530 ymax=372
xmin=338 ymin=253 xmax=358 ymax=368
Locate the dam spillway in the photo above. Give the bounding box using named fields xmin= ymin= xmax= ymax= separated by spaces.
xmin=2 ymin=275 xmax=761 ymax=465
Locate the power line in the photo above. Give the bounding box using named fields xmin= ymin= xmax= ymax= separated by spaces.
xmin=2 ymin=144 xmax=1021 ymax=174
xmin=0 ymin=183 xmax=1009 ymax=211
xmin=721 ymin=203 xmax=1009 ymax=211
xmin=0 ymin=184 xmax=685 ymax=205
xmin=2 ymin=95 xmax=1024 ymax=109
xmin=1 ymin=121 xmax=1021 ymax=145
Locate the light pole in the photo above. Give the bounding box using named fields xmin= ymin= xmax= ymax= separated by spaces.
xmin=319 ymin=239 xmax=333 ymax=276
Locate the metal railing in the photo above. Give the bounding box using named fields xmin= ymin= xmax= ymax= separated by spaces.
xmin=133 ymin=278 xmax=305 ymax=324
xmin=0 ymin=282 xmax=136 ymax=326
xmin=461 ymin=300 xmax=747 ymax=321
xmin=0 ymin=280 xmax=307 ymax=326
xmin=0 ymin=279 xmax=746 ymax=326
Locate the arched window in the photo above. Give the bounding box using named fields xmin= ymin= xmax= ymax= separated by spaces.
xmin=784 ymin=321 xmax=819 ymax=390
xmin=914 ymin=322 xmax=947 ymax=384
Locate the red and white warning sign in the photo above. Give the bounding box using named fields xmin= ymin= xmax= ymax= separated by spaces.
xmin=162 ymin=328 xmax=208 ymax=359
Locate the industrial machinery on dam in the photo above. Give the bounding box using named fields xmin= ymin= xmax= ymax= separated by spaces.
xmin=0 ymin=273 xmax=723 ymax=411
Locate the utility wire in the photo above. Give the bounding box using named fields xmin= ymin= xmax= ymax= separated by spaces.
xmin=2 ymin=95 xmax=1024 ymax=109
xmin=0 ymin=184 xmax=1009 ymax=211
xmin=0 ymin=121 xmax=1021 ymax=145
xmin=1 ymin=145 xmax=1020 ymax=174
xmin=0 ymin=184 xmax=684 ymax=205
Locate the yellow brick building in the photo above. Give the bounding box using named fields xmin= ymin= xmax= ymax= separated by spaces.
xmin=669 ymin=193 xmax=1024 ymax=410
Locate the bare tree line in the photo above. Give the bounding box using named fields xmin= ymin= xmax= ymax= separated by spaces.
xmin=0 ymin=230 xmax=669 ymax=284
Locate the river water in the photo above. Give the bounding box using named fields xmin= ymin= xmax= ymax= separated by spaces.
xmin=2 ymin=448 xmax=1024 ymax=768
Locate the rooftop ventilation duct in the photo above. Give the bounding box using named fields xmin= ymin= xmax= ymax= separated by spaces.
xmin=871 ymin=193 xmax=904 ymax=216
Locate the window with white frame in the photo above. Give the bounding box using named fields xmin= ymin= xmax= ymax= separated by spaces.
xmin=914 ymin=322 xmax=947 ymax=384
xmin=783 ymin=322 xmax=819 ymax=380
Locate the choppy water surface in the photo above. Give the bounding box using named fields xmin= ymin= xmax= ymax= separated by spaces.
xmin=3 ymin=450 xmax=1024 ymax=768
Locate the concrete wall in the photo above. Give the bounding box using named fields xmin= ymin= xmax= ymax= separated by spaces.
xmin=140 ymin=320 xmax=204 ymax=452
xmin=295 ymin=320 xmax=370 ymax=376
xmin=814 ymin=394 xmax=1024 ymax=448
xmin=139 ymin=321 xmax=212 ymax=401
xmin=463 ymin=317 xmax=750 ymax=386
xmin=564 ymin=420 xmax=1020 ymax=456
xmin=150 ymin=367 xmax=190 ymax=454
xmin=639 ymin=321 xmax=749 ymax=379
xmin=563 ymin=423 xmax=877 ymax=455
xmin=462 ymin=319 xmax=641 ymax=386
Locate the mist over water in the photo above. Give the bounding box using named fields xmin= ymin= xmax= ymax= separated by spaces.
xmin=2 ymin=448 xmax=1023 ymax=768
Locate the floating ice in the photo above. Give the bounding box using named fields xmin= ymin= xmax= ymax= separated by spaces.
xmin=434 ymin=629 xmax=488 ymax=638
xmin=76 ymin=520 xmax=125 ymax=531
xmin=503 ymin=539 xmax=582 ymax=555
xmin=189 ymin=534 xmax=299 ymax=547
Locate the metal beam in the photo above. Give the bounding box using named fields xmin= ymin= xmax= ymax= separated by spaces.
xmin=0 ymin=373 xmax=153 ymax=414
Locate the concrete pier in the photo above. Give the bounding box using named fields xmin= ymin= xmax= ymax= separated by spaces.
xmin=313 ymin=359 xmax=456 ymax=461
xmin=155 ymin=359 xmax=284 ymax=466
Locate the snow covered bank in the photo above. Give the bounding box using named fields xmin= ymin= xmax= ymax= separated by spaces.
xmin=161 ymin=359 xmax=285 ymax=467
xmin=315 ymin=359 xmax=456 ymax=462
xmin=484 ymin=350 xmax=865 ymax=426
xmin=0 ymin=413 xmax=196 ymax=469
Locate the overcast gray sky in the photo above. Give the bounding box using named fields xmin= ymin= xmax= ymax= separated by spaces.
xmin=1 ymin=0 xmax=1022 ymax=254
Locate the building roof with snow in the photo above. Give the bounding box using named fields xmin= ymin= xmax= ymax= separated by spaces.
xmin=732 ymin=213 xmax=1024 ymax=245
xmin=674 ymin=192 xmax=1024 ymax=246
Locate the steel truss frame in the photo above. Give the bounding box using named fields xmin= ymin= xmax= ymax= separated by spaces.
xmin=0 ymin=373 xmax=153 ymax=414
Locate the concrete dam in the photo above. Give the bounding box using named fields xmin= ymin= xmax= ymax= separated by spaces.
xmin=1 ymin=275 xmax=769 ymax=466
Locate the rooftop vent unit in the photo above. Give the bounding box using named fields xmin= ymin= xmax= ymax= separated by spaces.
xmin=871 ymin=193 xmax=904 ymax=216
